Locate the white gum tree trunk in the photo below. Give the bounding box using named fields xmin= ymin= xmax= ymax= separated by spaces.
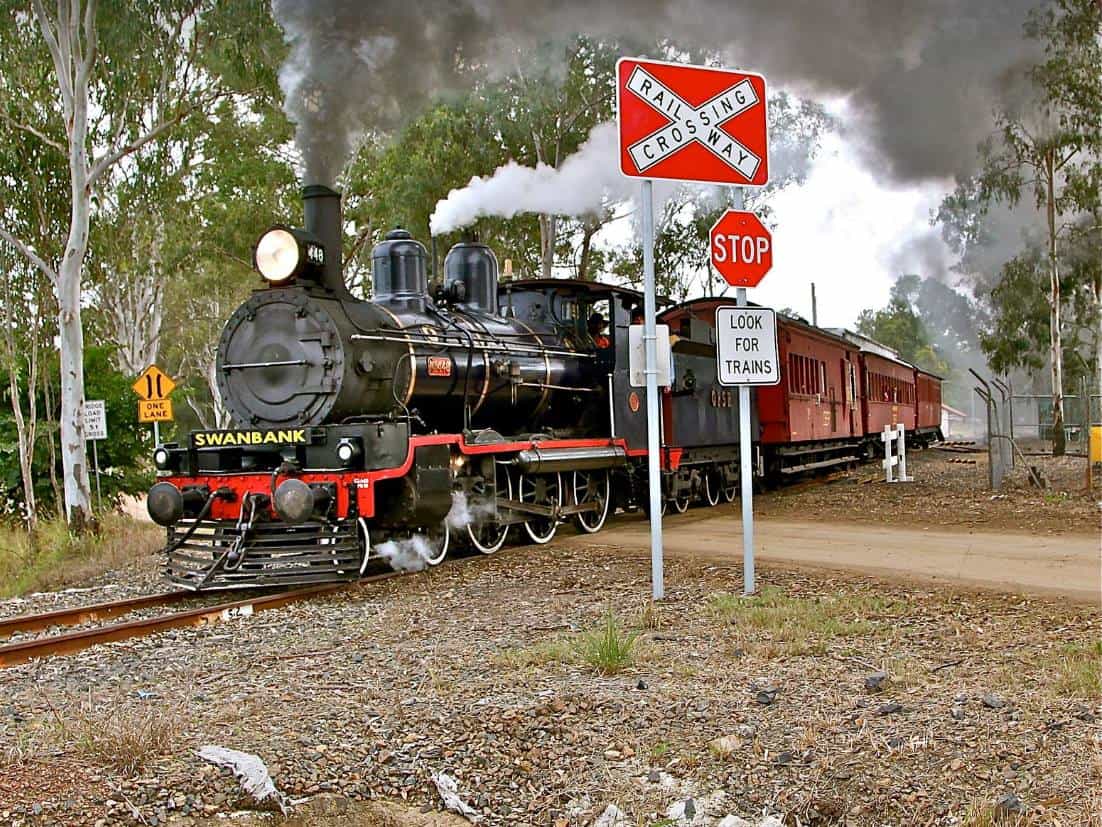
xmin=0 ymin=0 xmax=212 ymax=525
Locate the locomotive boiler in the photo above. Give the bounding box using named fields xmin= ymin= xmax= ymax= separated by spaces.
xmin=218 ymin=186 xmax=594 ymax=433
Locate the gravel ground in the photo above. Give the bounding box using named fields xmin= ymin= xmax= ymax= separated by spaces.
xmin=755 ymin=450 xmax=1100 ymax=535
xmin=1 ymin=541 xmax=1098 ymax=826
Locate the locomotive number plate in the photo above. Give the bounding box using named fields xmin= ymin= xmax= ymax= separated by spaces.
xmin=427 ymin=356 xmax=453 ymax=377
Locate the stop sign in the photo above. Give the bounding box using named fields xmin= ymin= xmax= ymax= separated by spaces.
xmin=709 ymin=210 xmax=772 ymax=288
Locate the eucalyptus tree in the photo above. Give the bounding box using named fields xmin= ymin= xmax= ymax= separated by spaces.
xmin=0 ymin=0 xmax=279 ymax=526
xmin=936 ymin=0 xmax=1100 ymax=455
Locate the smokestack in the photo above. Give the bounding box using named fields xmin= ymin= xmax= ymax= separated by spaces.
xmin=302 ymin=185 xmax=349 ymax=297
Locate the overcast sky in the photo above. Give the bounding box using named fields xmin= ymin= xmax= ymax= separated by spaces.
xmin=754 ymin=128 xmax=955 ymax=329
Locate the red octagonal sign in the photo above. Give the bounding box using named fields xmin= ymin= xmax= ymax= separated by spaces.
xmin=617 ymin=57 xmax=769 ymax=187
xmin=710 ymin=210 xmax=773 ymax=288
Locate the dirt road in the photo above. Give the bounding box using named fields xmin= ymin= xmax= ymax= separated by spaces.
xmin=585 ymin=510 xmax=1101 ymax=604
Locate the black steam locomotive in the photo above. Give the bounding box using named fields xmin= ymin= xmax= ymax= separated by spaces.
xmin=147 ymin=186 xmax=748 ymax=589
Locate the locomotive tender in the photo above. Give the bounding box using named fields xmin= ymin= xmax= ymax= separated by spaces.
xmin=147 ymin=187 xmax=940 ymax=590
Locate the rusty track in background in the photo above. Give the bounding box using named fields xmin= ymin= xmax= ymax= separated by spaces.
xmin=0 ymin=590 xmax=194 ymax=637
xmin=0 ymin=571 xmax=400 ymax=668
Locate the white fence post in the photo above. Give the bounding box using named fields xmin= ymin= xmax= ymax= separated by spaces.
xmin=882 ymin=424 xmax=913 ymax=483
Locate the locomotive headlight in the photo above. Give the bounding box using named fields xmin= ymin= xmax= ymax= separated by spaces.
xmin=255 ymin=228 xmax=300 ymax=282
xmin=335 ymin=438 xmax=362 ymax=466
xmin=153 ymin=447 xmax=170 ymax=469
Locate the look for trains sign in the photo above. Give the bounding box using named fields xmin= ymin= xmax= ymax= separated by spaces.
xmin=616 ymin=58 xmax=769 ymax=186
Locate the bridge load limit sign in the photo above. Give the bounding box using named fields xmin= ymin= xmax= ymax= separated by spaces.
xmin=716 ymin=307 xmax=780 ymax=386
xmin=616 ymin=58 xmax=769 ymax=186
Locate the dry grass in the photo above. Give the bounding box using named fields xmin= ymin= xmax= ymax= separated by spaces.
xmin=42 ymin=693 xmax=182 ymax=775
xmin=0 ymin=513 xmax=162 ymax=598
xmin=959 ymin=799 xmax=1035 ymax=826
xmin=707 ymin=585 xmax=882 ymax=656
xmin=496 ymin=637 xmax=578 ymax=669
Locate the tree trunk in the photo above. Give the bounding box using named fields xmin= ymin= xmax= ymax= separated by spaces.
xmin=58 ymin=74 xmax=94 ymax=528
xmin=3 ymin=338 xmax=38 ymax=528
xmin=577 ymin=220 xmax=599 ymax=281
xmin=1044 ymin=150 xmax=1066 ymax=457
xmin=107 ymin=216 xmax=164 ymax=375
xmin=538 ymin=213 xmax=556 ymax=279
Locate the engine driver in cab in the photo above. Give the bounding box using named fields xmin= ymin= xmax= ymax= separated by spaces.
xmin=588 ymin=312 xmax=611 ymax=349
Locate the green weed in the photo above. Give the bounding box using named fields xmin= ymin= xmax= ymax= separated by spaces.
xmin=576 ymin=609 xmax=641 ymax=674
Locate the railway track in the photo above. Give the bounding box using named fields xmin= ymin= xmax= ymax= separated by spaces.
xmin=0 ymin=571 xmax=399 ymax=668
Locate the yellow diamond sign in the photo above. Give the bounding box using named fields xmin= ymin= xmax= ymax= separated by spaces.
xmin=133 ymin=365 xmax=176 ymax=401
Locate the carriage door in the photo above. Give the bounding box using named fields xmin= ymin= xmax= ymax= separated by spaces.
xmin=845 ymin=358 xmax=858 ymax=434
xmin=829 ymin=380 xmax=837 ymax=434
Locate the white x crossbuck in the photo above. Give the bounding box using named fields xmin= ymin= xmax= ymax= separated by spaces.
xmin=626 ymin=66 xmax=762 ymax=180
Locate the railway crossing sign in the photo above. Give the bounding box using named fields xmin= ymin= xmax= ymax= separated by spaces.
xmin=710 ymin=210 xmax=773 ymax=288
xmin=715 ymin=307 xmax=780 ymax=386
xmin=616 ymin=58 xmax=769 ymax=186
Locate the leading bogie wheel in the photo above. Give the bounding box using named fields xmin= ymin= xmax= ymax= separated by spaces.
xmin=518 ymin=472 xmax=561 ymax=544
xmin=466 ymin=472 xmax=512 ymax=555
xmin=572 ymin=469 xmax=611 ymax=534
xmin=704 ymin=470 xmax=721 ymax=507
xmin=671 ymin=493 xmax=691 ymax=513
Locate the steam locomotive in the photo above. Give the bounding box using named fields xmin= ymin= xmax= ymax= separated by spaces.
xmin=147 ymin=186 xmax=941 ymax=590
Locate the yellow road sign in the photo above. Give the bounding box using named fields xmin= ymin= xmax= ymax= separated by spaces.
xmin=138 ymin=399 xmax=174 ymax=422
xmin=133 ymin=365 xmax=176 ymax=401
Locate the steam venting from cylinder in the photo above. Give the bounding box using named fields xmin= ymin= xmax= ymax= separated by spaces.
xmin=302 ymin=185 xmax=349 ymax=297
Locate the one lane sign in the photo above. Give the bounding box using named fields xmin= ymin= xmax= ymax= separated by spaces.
xmin=716 ymin=307 xmax=780 ymax=386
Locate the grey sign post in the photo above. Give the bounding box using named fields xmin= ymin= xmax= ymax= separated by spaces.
xmin=640 ymin=179 xmax=665 ymax=599
xmin=84 ymin=400 xmax=108 ymax=509
xmin=715 ymin=306 xmax=779 ymax=594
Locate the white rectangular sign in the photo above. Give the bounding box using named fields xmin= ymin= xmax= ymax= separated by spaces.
xmin=628 ymin=324 xmax=673 ymax=388
xmin=84 ymin=399 xmax=108 ymax=441
xmin=715 ymin=307 xmax=779 ymax=386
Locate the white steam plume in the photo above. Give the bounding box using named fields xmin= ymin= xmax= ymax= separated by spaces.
xmin=430 ymin=122 xmax=631 ymax=236
xmin=445 ymin=490 xmax=494 ymax=531
xmin=373 ymin=534 xmax=439 ymax=572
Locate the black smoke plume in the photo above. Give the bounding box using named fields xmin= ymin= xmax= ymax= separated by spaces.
xmin=272 ymin=0 xmax=1040 ymax=188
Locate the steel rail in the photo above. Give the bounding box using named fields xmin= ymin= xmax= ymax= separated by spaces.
xmin=0 ymin=571 xmax=400 ymax=668
xmin=0 ymin=590 xmax=194 ymax=637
